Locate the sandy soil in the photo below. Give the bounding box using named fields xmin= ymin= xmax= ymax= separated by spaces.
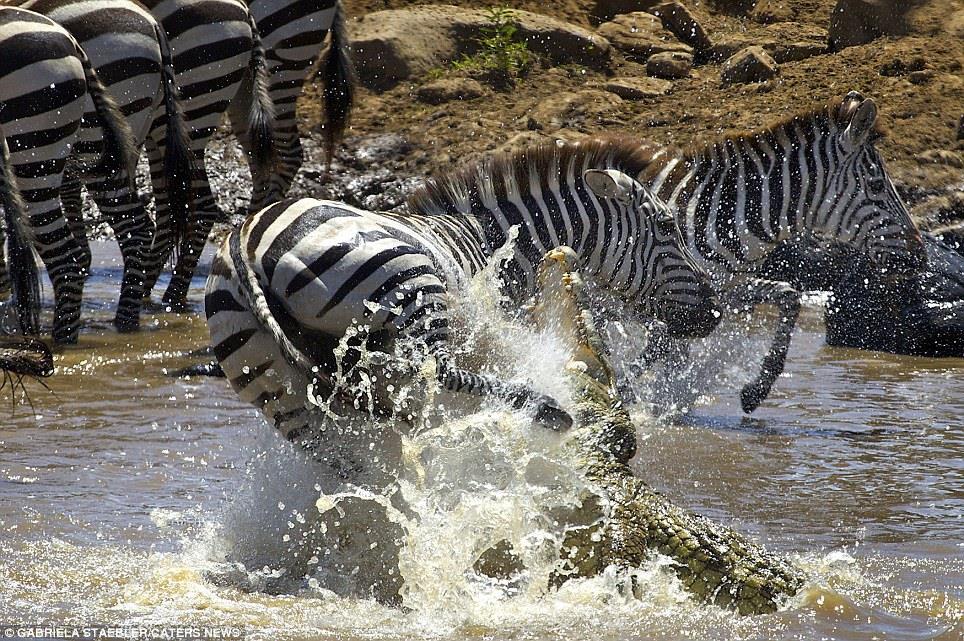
xmin=299 ymin=0 xmax=963 ymax=220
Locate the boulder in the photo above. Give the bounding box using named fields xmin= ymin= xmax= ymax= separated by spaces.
xmin=651 ymin=2 xmax=713 ymax=58
xmin=590 ymin=0 xmax=663 ymax=24
xmin=828 ymin=0 xmax=912 ymax=51
xmin=721 ymin=46 xmax=779 ymax=84
xmin=597 ymin=11 xmax=693 ymax=62
xmin=646 ymin=51 xmax=693 ymax=79
xmin=603 ymin=76 xmax=673 ymax=99
xmin=415 ymin=77 xmax=485 ymax=104
xmin=350 ymin=5 xmax=612 ymax=90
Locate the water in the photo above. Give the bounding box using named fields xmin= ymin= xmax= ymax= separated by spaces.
xmin=0 ymin=242 xmax=961 ymax=640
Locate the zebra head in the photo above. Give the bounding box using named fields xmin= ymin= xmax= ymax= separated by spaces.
xmin=819 ymin=91 xmax=926 ymax=277
xmin=584 ymin=169 xmax=721 ymax=338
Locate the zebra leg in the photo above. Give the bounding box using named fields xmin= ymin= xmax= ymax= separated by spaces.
xmin=87 ymin=176 xmax=154 ymax=332
xmin=141 ymin=138 xmax=169 ymax=301
xmin=726 ymin=278 xmax=801 ymax=413
xmin=434 ymin=354 xmax=572 ymax=431
xmin=161 ymin=171 xmax=219 ymax=310
xmin=33 ymin=210 xmax=89 ymax=344
xmin=60 ymin=170 xmax=92 ymax=282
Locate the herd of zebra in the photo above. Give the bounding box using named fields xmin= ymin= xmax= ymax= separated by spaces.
xmin=0 ymin=0 xmax=351 ymax=344
xmin=0 ymin=0 xmax=932 ymax=447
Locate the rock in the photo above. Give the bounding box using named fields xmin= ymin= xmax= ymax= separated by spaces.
xmin=651 ymin=2 xmax=712 ymax=58
xmin=749 ymin=0 xmax=793 ymax=23
xmin=958 ymin=115 xmax=964 ymax=141
xmin=529 ymin=90 xmax=623 ymax=129
xmin=604 ymin=76 xmax=673 ymax=99
xmin=879 ymin=57 xmax=927 ymax=77
xmin=350 ymin=5 xmax=611 ymax=91
xmin=590 ymin=0 xmax=662 ymax=24
xmin=908 ymin=69 xmax=935 ymax=84
xmin=709 ymin=35 xmax=759 ymax=61
xmin=916 ymin=150 xmax=964 ymax=169
xmin=721 ymin=46 xmax=779 ymax=84
xmin=415 ymin=77 xmax=485 ymax=104
xmin=825 ymin=236 xmax=964 ymax=357
xmin=597 ymin=11 xmax=692 ymax=62
xmin=828 ymin=0 xmax=912 ymax=51
xmin=646 ymin=51 xmax=692 ymax=79
xmin=708 ymin=25 xmax=825 ymax=64
xmin=762 ymin=23 xmax=828 ymax=62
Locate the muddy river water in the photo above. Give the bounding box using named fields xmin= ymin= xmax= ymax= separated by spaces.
xmin=0 ymin=242 xmax=961 ymax=640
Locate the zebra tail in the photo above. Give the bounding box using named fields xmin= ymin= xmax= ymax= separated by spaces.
xmin=0 ymin=129 xmax=40 ymax=335
xmin=227 ymin=227 xmax=329 ymax=387
xmin=78 ymin=46 xmax=139 ymax=191
xmin=242 ymin=7 xmax=277 ymax=179
xmin=154 ymin=20 xmax=197 ymax=255
xmin=319 ymin=0 xmax=355 ymax=170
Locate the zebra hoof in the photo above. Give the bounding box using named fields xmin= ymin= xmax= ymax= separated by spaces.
xmin=740 ymin=382 xmax=769 ymax=414
xmin=533 ymin=396 xmax=573 ymax=431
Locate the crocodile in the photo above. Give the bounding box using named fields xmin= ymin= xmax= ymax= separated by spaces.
xmin=528 ymin=246 xmax=807 ymax=616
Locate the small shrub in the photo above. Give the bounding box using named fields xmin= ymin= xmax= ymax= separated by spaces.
xmin=451 ymin=7 xmax=533 ymax=88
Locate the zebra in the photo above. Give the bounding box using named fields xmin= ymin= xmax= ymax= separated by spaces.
xmin=0 ymin=6 xmax=139 ymax=343
xmin=0 ymin=122 xmax=42 ymax=338
xmin=205 ymin=138 xmax=721 ymax=460
xmin=137 ymin=0 xmax=277 ymax=311
xmin=17 ymin=0 xmax=196 ymax=335
xmin=638 ymin=91 xmax=927 ymax=412
xmin=231 ymin=0 xmax=354 ymax=211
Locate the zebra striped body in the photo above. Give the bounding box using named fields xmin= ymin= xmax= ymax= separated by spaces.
xmin=19 ymin=0 xmax=194 ymax=334
xmin=640 ymin=92 xmax=927 ymax=411
xmin=206 ymin=139 xmax=720 ymax=457
xmin=231 ymin=0 xmax=353 ymax=210
xmin=0 ymin=6 xmax=138 ymax=342
xmin=139 ymin=0 xmax=275 ymax=310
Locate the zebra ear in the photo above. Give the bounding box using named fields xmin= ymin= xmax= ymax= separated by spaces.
xmin=843 ymin=98 xmax=878 ymax=149
xmin=583 ymin=169 xmax=634 ymax=202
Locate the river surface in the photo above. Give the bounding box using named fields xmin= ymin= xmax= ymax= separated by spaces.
xmin=0 ymin=242 xmax=961 ymax=640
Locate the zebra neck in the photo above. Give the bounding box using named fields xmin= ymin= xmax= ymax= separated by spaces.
xmin=469 ymin=187 xmax=643 ymax=298
xmin=647 ymin=141 xmax=824 ymax=273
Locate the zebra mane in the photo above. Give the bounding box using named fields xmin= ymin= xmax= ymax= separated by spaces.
xmin=684 ymin=93 xmax=887 ymax=159
xmin=407 ymin=136 xmax=659 ymax=218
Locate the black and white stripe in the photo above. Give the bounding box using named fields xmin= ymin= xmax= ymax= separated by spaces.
xmin=0 ymin=6 xmax=139 ymax=343
xmin=641 ymin=91 xmax=927 ymax=411
xmin=19 ymin=0 xmax=195 ymax=334
xmin=139 ymin=0 xmax=276 ymax=311
xmin=231 ymin=0 xmax=353 ymax=210
xmin=205 ymin=139 xmax=721 ymax=455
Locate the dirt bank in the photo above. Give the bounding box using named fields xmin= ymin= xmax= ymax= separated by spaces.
xmin=298 ymin=0 xmax=963 ymax=223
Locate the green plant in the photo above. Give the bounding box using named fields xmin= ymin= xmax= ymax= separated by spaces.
xmin=452 ymin=7 xmax=533 ymax=86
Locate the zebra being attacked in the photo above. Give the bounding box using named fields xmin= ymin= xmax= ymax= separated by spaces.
xmin=205 ymin=139 xmax=721 ymax=465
